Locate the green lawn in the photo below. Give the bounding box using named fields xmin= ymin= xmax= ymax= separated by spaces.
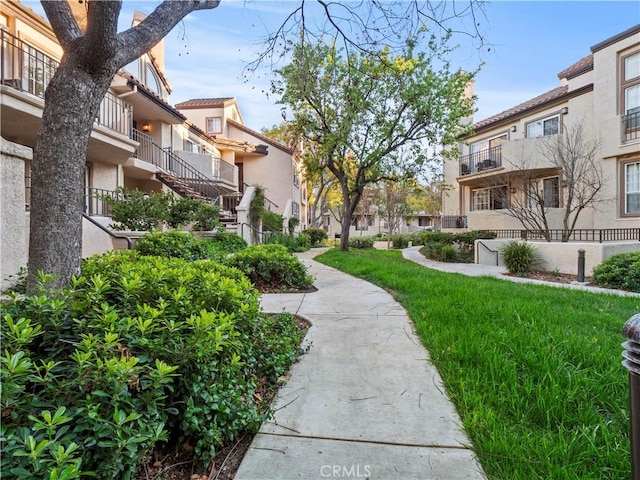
xmin=315 ymin=248 xmax=639 ymax=480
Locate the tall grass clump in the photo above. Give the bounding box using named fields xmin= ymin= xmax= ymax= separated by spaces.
xmin=315 ymin=248 xmax=639 ymax=480
xmin=501 ymin=240 xmax=539 ymax=276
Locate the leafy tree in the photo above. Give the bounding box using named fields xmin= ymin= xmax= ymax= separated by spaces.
xmin=377 ymin=178 xmax=413 ymax=249
xmin=273 ymin=38 xmax=475 ymax=250
xmin=27 ymin=0 xmax=221 ymax=290
xmin=26 ymin=0 xmax=485 ymax=289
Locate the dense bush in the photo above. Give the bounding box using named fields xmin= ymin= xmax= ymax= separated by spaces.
xmin=223 ymin=244 xmax=314 ymax=291
xmin=391 ymin=234 xmax=410 ymax=249
xmin=592 ymin=251 xmax=640 ymax=292
xmin=100 ymin=188 xmax=220 ymax=232
xmin=1 ymin=252 xmax=306 ymax=479
xmin=421 ymin=242 xmax=458 ymax=262
xmin=501 ymin=241 xmax=539 ymax=276
xmin=303 ymin=228 xmax=328 ymax=247
xmin=266 ymin=233 xmax=310 ymax=252
xmin=135 ymin=230 xmax=211 ymax=260
xmin=348 ymin=236 xmax=375 ymax=249
xmin=262 ymin=210 xmax=284 ymax=233
xmin=206 ymin=230 xmax=248 ymax=254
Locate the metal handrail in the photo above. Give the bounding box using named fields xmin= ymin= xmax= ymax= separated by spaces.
xmin=132 ymin=128 xmax=222 ymax=203
xmin=82 ymin=213 xmax=132 ymax=249
xmin=477 ymin=240 xmax=499 ymax=266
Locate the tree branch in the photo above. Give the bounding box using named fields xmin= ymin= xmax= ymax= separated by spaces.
xmin=41 ymin=1 xmax=81 ymax=48
xmin=116 ymin=0 xmax=221 ymax=66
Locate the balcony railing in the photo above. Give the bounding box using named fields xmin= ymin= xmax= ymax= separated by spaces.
xmin=622 ymin=111 xmax=640 ymax=142
xmin=212 ymin=157 xmax=237 ymax=185
xmin=490 ymin=228 xmax=640 ymax=243
xmin=459 ymin=145 xmax=503 ymax=176
xmin=1 ymin=29 xmax=132 ymax=136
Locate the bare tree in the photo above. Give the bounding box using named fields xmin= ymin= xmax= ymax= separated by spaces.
xmin=377 ymin=180 xmax=412 ymax=248
xmin=503 ymin=122 xmax=605 ymax=241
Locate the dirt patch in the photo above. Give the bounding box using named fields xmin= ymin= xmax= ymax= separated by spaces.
xmin=504 ymin=270 xmax=592 ymax=285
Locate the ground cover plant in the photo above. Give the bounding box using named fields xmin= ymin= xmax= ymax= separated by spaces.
xmin=1 ymin=251 xmax=307 ymax=479
xmin=223 ymin=244 xmax=314 ymax=292
xmin=593 ymin=251 xmax=640 ymax=293
xmin=315 ymin=248 xmax=639 ymax=480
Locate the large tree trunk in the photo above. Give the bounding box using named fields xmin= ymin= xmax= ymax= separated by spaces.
xmin=28 ymin=61 xmax=112 ymax=291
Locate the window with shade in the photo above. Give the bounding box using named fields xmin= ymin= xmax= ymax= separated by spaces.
xmin=622 ymin=52 xmax=640 ymax=132
xmin=206 ymin=117 xmax=222 ymax=134
xmin=526 ymin=115 xmax=559 ymax=138
xmin=626 ymin=161 xmax=640 ymax=214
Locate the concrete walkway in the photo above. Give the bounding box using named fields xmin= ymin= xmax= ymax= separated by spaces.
xmin=402 ymin=246 xmax=640 ymax=297
xmin=235 ymin=249 xmax=486 ymax=480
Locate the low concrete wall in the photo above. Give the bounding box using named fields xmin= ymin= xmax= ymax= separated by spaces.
xmin=476 ymin=238 xmax=640 ymax=276
xmin=1 ymin=138 xmax=30 ymax=290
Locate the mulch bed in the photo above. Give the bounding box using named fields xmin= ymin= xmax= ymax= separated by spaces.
xmin=503 ymin=270 xmax=592 ymax=284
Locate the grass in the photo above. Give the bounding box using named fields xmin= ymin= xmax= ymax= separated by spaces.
xmin=315 ymin=248 xmax=639 ymax=480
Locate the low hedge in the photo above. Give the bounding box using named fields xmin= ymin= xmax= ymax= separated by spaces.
xmin=223 ymin=244 xmax=314 ymax=291
xmin=1 ymin=251 xmax=305 ymax=479
xmin=592 ymin=251 xmax=640 ymax=292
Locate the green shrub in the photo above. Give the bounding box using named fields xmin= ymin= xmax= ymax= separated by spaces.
xmin=413 ymin=231 xmax=455 ymax=246
xmin=288 ymin=217 xmax=300 ymax=235
xmin=206 ymin=231 xmax=248 ymax=254
xmin=262 ymin=210 xmax=283 ymax=233
xmin=223 ymin=244 xmax=314 ymax=291
xmin=135 ymin=230 xmax=211 ymax=260
xmin=348 ymin=236 xmax=375 ymax=249
xmin=501 ymin=241 xmax=539 ymax=276
xmin=421 ymin=242 xmax=458 ymax=262
xmin=303 ymin=228 xmax=328 ymax=247
xmin=592 ymin=251 xmax=640 ymax=292
xmin=100 ymin=187 xmax=170 ymax=231
xmin=391 ymin=234 xmax=410 ymax=249
xmin=192 ymin=202 xmax=222 ymax=231
xmin=453 ymin=230 xmax=497 ymax=255
xmin=267 ymin=233 xmax=310 ymax=252
xmin=1 ymin=252 xmax=305 ymax=478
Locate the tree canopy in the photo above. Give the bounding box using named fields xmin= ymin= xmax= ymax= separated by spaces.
xmin=273 ymin=36 xmax=475 ymax=249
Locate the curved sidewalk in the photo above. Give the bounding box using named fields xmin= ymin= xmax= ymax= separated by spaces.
xmin=402 ymin=246 xmax=640 ymax=297
xmin=236 ymin=249 xmax=486 ymax=480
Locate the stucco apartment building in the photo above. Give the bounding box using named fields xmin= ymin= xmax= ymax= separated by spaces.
xmin=0 ymin=1 xmax=303 ymax=289
xmin=442 ymin=24 xmax=640 ymax=235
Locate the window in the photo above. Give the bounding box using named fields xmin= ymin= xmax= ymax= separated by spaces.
xmin=293 ymin=170 xmax=300 ymax=187
xmin=206 ymin=117 xmax=222 ymax=134
xmin=543 ymin=177 xmax=560 ymax=208
xmin=625 ymin=161 xmax=640 ymax=214
xmin=183 ymin=138 xmax=200 ymax=153
xmin=418 ymin=217 xmax=431 ymax=227
xmin=623 ymin=52 xmax=640 ymax=135
xmin=526 ymin=115 xmax=559 ymax=138
xmin=472 ymin=186 xmax=507 ymax=211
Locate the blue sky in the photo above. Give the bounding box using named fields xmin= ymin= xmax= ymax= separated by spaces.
xmin=25 ymin=1 xmax=640 ymax=130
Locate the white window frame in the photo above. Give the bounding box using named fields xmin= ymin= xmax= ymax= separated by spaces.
xmin=526 ymin=115 xmax=559 ymax=138
xmin=206 ymin=117 xmax=223 ymax=134
xmin=625 ymin=161 xmax=640 ymax=214
xmin=472 ymin=186 xmax=508 ymax=211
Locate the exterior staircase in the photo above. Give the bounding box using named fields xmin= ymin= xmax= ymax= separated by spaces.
xmin=132 ymin=129 xmax=238 ymax=225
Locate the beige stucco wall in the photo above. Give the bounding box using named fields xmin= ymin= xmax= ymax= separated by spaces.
xmin=1 ymin=138 xmax=30 ymax=290
xmin=476 ymin=238 xmax=640 ymax=276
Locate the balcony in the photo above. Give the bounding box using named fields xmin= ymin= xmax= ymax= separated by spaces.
xmin=622 ymin=110 xmax=640 ymax=143
xmin=1 ymin=29 xmax=134 ymax=160
xmin=459 ymin=145 xmax=502 ymax=176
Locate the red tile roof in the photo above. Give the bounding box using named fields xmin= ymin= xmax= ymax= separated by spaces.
xmin=557 ymin=54 xmax=593 ymax=80
xmin=175 ymin=98 xmax=235 ymax=109
xmin=227 ymin=119 xmax=293 ymax=155
xmin=473 ymin=85 xmax=568 ymax=131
